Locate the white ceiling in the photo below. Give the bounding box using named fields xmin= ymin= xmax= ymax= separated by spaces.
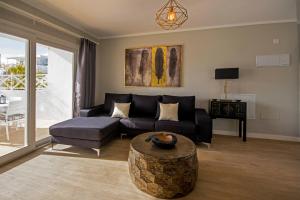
xmin=22 ymin=0 xmax=297 ymax=39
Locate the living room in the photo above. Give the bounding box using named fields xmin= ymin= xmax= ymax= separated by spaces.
xmin=0 ymin=0 xmax=299 ymax=200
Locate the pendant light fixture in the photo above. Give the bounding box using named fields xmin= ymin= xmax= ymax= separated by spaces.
xmin=156 ymin=0 xmax=188 ymax=30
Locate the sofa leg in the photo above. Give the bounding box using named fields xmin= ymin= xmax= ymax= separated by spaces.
xmin=51 ymin=138 xmax=55 ymax=150
xmin=120 ymin=133 xmax=127 ymax=140
xmin=93 ymin=148 xmax=101 ymax=158
xmin=202 ymin=142 xmax=211 ymax=148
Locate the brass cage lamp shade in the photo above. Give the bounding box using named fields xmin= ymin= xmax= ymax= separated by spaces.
xmin=156 ymin=0 xmax=188 ymax=30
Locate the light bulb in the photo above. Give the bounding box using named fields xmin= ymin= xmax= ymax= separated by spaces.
xmin=167 ymin=8 xmax=176 ymax=21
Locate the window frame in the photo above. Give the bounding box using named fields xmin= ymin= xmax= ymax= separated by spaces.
xmin=0 ymin=20 xmax=78 ymax=165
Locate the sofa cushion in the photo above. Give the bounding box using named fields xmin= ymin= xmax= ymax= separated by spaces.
xmin=120 ymin=117 xmax=155 ymax=131
xmin=49 ymin=117 xmax=120 ymax=141
xmin=155 ymin=120 xmax=195 ymax=135
xmin=111 ymin=103 xmax=131 ymax=118
xmin=130 ymin=94 xmax=161 ymax=118
xmin=104 ymin=93 xmax=131 ymax=114
xmin=161 ymin=95 xmax=195 ymax=121
xmin=158 ymin=103 xmax=179 ymax=121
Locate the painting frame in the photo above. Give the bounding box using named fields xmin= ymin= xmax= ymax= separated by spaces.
xmin=125 ymin=44 xmax=183 ymax=87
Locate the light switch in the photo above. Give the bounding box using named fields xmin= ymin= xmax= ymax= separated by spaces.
xmin=273 ymin=38 xmax=280 ymax=45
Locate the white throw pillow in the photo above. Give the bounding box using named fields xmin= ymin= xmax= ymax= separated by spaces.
xmin=159 ymin=103 xmax=179 ymax=121
xmin=111 ymin=102 xmax=131 ymax=118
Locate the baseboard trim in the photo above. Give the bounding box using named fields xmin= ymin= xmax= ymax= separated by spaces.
xmin=213 ymin=130 xmax=300 ymax=142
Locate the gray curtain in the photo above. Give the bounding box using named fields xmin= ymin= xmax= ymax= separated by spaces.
xmin=74 ymin=38 xmax=96 ymax=117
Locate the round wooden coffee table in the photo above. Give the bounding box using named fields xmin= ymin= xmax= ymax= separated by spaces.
xmin=128 ymin=132 xmax=198 ymax=199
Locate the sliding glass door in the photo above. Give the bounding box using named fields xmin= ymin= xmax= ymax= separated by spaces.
xmin=35 ymin=43 xmax=73 ymax=142
xmin=0 ymin=31 xmax=75 ymax=163
xmin=0 ymin=33 xmax=28 ymax=157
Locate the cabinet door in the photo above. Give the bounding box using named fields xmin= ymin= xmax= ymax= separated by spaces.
xmin=220 ymin=103 xmax=229 ymax=116
xmin=210 ymin=101 xmax=220 ymax=115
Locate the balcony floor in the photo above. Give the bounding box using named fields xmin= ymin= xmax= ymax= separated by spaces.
xmin=0 ymin=126 xmax=49 ymax=157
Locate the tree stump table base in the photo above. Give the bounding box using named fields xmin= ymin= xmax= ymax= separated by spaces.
xmin=128 ymin=132 xmax=198 ymax=199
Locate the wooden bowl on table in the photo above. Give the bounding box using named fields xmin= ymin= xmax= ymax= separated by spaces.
xmin=145 ymin=132 xmax=177 ymax=149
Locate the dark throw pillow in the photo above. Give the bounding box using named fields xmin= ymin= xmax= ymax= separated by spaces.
xmin=130 ymin=95 xmax=161 ymax=118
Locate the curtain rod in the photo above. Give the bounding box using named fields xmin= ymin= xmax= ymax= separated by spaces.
xmin=0 ymin=1 xmax=100 ymax=45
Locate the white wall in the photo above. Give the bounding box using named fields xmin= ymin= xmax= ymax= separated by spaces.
xmin=37 ymin=47 xmax=73 ymax=123
xmin=96 ymin=22 xmax=299 ymax=138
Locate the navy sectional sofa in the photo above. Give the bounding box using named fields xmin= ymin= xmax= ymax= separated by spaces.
xmin=50 ymin=93 xmax=212 ymax=156
xmin=80 ymin=93 xmax=212 ymax=142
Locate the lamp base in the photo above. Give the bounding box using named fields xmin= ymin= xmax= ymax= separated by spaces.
xmin=224 ymin=80 xmax=228 ymax=99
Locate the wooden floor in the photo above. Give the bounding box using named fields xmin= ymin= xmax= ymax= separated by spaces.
xmin=0 ymin=135 xmax=299 ymax=200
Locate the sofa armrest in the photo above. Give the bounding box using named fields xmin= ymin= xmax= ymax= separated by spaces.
xmin=80 ymin=104 xmax=105 ymax=117
xmin=195 ymin=108 xmax=213 ymax=143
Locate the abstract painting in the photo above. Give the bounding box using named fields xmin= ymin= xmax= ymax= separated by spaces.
xmin=125 ymin=45 xmax=182 ymax=87
xmin=166 ymin=45 xmax=181 ymax=87
xmin=125 ymin=48 xmax=152 ymax=86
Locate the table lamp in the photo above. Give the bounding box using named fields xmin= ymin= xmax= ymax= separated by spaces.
xmin=215 ymin=68 xmax=239 ymax=99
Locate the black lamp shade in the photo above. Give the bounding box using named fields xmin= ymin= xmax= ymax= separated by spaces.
xmin=215 ymin=68 xmax=239 ymax=79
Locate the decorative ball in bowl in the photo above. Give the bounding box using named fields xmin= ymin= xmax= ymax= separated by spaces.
xmin=145 ymin=132 xmax=177 ymax=149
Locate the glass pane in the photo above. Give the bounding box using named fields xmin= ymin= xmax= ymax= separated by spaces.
xmin=0 ymin=32 xmax=28 ymax=156
xmin=36 ymin=43 xmax=73 ymax=141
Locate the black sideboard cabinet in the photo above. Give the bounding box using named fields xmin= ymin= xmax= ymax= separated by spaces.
xmin=209 ymin=99 xmax=247 ymax=141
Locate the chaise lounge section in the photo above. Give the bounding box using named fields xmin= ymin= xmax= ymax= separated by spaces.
xmin=49 ymin=117 xmax=119 ymax=156
xmin=50 ymin=93 xmax=212 ymax=156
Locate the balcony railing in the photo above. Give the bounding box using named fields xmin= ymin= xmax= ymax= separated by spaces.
xmin=0 ymin=74 xmax=47 ymax=90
